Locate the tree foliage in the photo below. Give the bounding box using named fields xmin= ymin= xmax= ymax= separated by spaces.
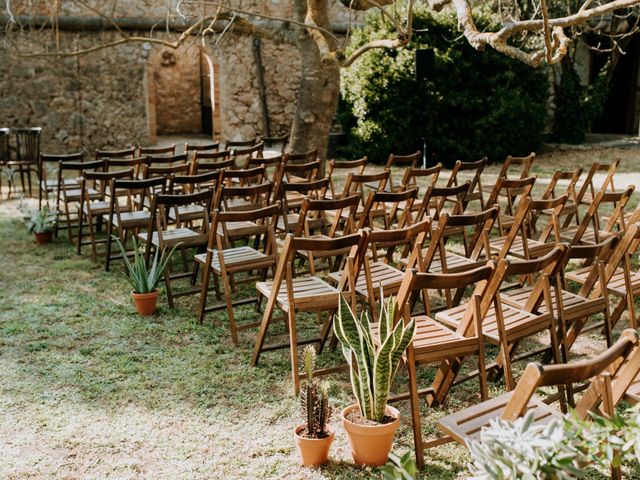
xmin=552 ymin=65 xmax=610 ymax=144
xmin=340 ymin=6 xmax=550 ymax=164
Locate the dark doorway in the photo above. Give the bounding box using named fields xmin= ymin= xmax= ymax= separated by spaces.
xmin=591 ymin=35 xmax=640 ymax=134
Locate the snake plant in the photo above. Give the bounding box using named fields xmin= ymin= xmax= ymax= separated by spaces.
xmin=334 ymin=295 xmax=415 ymax=423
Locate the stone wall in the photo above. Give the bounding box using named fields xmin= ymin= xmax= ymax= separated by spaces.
xmin=211 ymin=35 xmax=301 ymax=141
xmin=0 ymin=31 xmax=149 ymax=153
xmin=1 ymin=1 xmax=362 ymax=152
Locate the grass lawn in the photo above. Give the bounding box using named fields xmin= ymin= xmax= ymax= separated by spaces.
xmin=1 ymin=146 xmax=639 ymax=479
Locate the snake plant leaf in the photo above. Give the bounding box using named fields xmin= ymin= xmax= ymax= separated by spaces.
xmin=373 ymin=326 xmax=396 ymax=422
xmin=388 ymin=320 xmax=416 ymax=384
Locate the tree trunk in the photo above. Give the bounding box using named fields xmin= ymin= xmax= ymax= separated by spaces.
xmin=289 ymin=0 xmax=341 ymax=162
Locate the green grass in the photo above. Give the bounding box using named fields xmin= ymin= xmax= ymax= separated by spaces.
xmin=2 ymin=144 xmax=640 ymax=479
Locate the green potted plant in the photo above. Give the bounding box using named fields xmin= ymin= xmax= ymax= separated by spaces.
xmin=24 ymin=205 xmax=57 ymax=244
xmin=333 ymin=295 xmax=415 ymax=467
xmin=294 ymin=346 xmax=334 ymax=466
xmin=113 ymin=236 xmax=178 ymax=315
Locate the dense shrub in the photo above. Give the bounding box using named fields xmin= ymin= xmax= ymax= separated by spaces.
xmin=552 ymin=65 xmax=609 ymax=144
xmin=340 ymin=6 xmax=550 ymax=164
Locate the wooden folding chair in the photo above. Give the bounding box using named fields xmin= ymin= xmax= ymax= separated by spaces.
xmin=146 ymin=153 xmax=189 ymax=168
xmin=54 ymin=159 xmax=106 ymax=242
xmin=143 ymin=162 xmax=191 ymax=180
xmin=501 ymin=236 xmax=617 ymax=356
xmin=484 ymin=176 xmax=536 ymax=236
xmin=575 ymin=160 xmax=620 ymax=210
xmin=167 ymin=171 xmax=220 ymax=223
xmin=38 ymin=152 xmax=83 ymax=209
xmin=106 ymin=156 xmax=148 ymax=180
xmin=192 ymin=150 xmax=234 ymax=174
xmin=226 ymin=138 xmax=259 ymax=150
xmin=330 ymin=220 xmax=430 ymax=316
xmin=396 ymin=164 xmax=442 ymax=216
xmin=139 ymin=189 xmax=213 ymax=308
xmin=435 ymin=328 xmax=640 ymax=480
xmin=565 ymin=222 xmax=640 ymax=330
xmin=261 ymin=133 xmax=289 ymax=156
xmin=390 ymin=265 xmax=496 ymax=468
xmin=276 ymin=159 xmax=320 ymax=186
xmin=497 ymin=152 xmax=535 ymax=180
xmin=247 ymin=155 xmax=283 ymax=184
xmin=104 ymin=176 xmax=165 ymax=271
xmin=77 ymin=168 xmax=134 ymax=262
xmin=283 ymin=150 xmax=317 ymax=165
xmin=445 ymin=157 xmax=487 ymax=210
xmin=95 ymin=147 xmax=135 ymax=160
xmin=533 ymin=168 xmax=582 ymax=228
xmin=413 ymin=182 xmax=470 ymax=225
xmin=291 ymin=194 xmax=362 ymax=275
xmin=276 ymin=177 xmax=329 ymax=235
xmin=559 ymin=186 xmax=634 ymax=245
xmin=138 ymin=144 xmax=175 ymax=157
xmin=196 ymin=204 xmax=280 ymax=344
xmin=235 ymin=142 xmax=265 ymax=169
xmin=382 ymin=151 xmax=421 ymax=191
xmin=408 ymin=208 xmax=498 ymax=293
xmin=215 ymin=182 xmax=273 ymax=214
xmin=436 ymin=247 xmax=567 ymax=392
xmin=325 ymin=157 xmax=367 ymax=199
xmin=273 ymin=160 xmax=323 ymax=209
xmin=489 ymin=194 xmax=568 ymax=260
xmin=251 ymin=232 xmax=366 ymax=394
xmin=185 ymin=142 xmax=221 ymax=157
xmin=329 ymin=170 xmax=391 ymax=226
xmin=357 ymin=188 xmax=418 ymax=230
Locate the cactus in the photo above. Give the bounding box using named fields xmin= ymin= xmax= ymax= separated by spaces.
xmin=333 ymin=295 xmax=415 ymax=423
xmin=299 ymin=346 xmax=332 ymax=438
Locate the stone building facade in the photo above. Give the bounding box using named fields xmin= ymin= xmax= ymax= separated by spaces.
xmin=0 ymin=1 xmax=359 ymax=153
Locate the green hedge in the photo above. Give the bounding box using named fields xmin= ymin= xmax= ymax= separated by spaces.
xmin=340 ymin=6 xmax=550 ymax=164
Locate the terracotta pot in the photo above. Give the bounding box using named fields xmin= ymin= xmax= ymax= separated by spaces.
xmin=294 ymin=425 xmax=334 ymax=467
xmin=341 ymin=404 xmax=400 ymax=467
xmin=34 ymin=231 xmax=53 ymax=244
xmin=131 ymin=290 xmax=158 ymax=315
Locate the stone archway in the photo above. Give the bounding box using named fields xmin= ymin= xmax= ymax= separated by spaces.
xmin=146 ymin=45 xmax=215 ymax=141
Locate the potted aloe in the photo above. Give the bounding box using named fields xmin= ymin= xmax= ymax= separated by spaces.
xmin=334 ymin=295 xmax=416 ymax=467
xmin=294 ymin=346 xmax=334 ymax=466
xmin=113 ymin=236 xmax=178 ymax=315
xmin=24 ymin=205 xmax=57 ymax=244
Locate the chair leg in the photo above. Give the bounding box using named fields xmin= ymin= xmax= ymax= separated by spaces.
xmin=251 ymin=293 xmax=278 ymax=367
xmin=197 ymin=262 xmax=212 ymax=323
xmin=288 ymin=307 xmax=301 ymax=395
xmin=406 ymin=349 xmax=425 ymax=469
xmin=164 ymin=263 xmax=175 ymax=309
xmin=76 ymin=208 xmax=85 ymax=255
xmin=27 ymin=168 xmax=33 ymax=197
xmin=222 ymin=271 xmax=239 ymax=345
xmin=501 ymin=340 xmax=515 ymax=391
xmin=87 ymin=212 xmax=98 ymax=262
xmin=477 ymin=344 xmax=488 ymax=402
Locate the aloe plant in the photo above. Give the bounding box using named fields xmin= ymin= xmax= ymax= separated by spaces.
xmin=333 ymin=295 xmax=415 ymax=423
xmin=112 ymin=236 xmax=179 ymax=294
xmin=23 ymin=205 xmax=57 ymax=233
xmin=299 ymin=346 xmax=332 ymax=438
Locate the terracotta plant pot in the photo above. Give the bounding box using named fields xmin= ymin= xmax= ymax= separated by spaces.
xmin=131 ymin=290 xmax=159 ymax=315
xmin=341 ymin=404 xmax=400 ymax=467
xmin=34 ymin=231 xmax=53 ymax=244
xmin=294 ymin=425 xmax=334 ymax=467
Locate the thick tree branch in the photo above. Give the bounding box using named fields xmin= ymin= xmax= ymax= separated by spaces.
xmin=451 ymin=0 xmax=640 ymax=66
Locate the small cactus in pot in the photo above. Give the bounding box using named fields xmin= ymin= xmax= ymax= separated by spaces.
xmin=294 ymin=346 xmax=334 ymax=466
